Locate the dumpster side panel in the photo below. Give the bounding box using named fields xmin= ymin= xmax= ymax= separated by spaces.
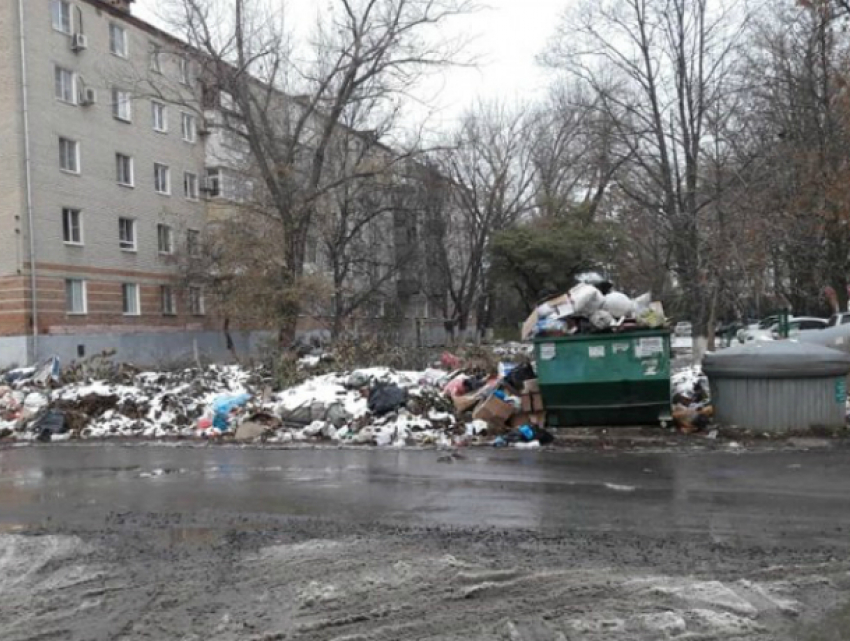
xmin=713 ymin=377 xmax=846 ymax=431
xmin=535 ymin=331 xmax=671 ymax=426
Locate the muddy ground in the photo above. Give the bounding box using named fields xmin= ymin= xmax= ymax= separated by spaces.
xmin=2 ymin=445 xmax=850 ymax=640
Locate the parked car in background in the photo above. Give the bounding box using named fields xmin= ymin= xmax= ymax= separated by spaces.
xmin=740 ymin=316 xmax=828 ymax=342
xmin=826 ymin=313 xmax=850 ymax=327
xmin=674 ymin=321 xmax=692 ymax=337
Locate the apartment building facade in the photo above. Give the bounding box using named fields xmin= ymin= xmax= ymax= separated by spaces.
xmin=0 ymin=0 xmax=454 ymax=368
xmin=0 ymin=0 xmax=233 ymax=367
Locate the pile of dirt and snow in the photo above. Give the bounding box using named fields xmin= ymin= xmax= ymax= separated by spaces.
xmin=0 ymin=362 xmax=474 ymax=447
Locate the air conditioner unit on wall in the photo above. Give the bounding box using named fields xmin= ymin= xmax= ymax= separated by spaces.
xmin=79 ymin=87 xmax=97 ymax=106
xmin=71 ymin=33 xmax=88 ymax=52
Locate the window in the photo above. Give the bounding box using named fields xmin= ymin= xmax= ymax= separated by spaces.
xmin=183 ymin=172 xmax=199 ymax=200
xmin=152 ymin=101 xmax=167 ymax=132
xmin=160 ymin=286 xmax=176 ymax=315
xmin=62 ymin=208 xmax=82 ymax=244
xmin=119 ymin=217 xmax=136 ymax=251
xmin=205 ymin=168 xmax=221 ymax=197
xmin=305 ymin=236 xmax=318 ymax=264
xmin=116 ymin=153 xmax=133 ymax=186
xmin=122 ymin=283 xmax=140 ymax=316
xmin=179 ymin=58 xmax=190 ymax=85
xmin=149 ymin=42 xmax=162 ymax=73
xmin=109 ymin=23 xmax=128 ymax=57
xmin=187 ymin=229 xmax=200 ymax=256
xmin=51 ymin=0 xmax=72 ymax=34
xmin=154 ymin=163 xmax=170 ymax=194
xmin=54 ymin=67 xmax=76 ymax=104
xmin=112 ymin=88 xmax=132 ymax=121
xmin=65 ymin=279 xmax=86 ymax=314
xmin=181 ymin=112 xmax=197 ymax=142
xmin=220 ymin=90 xmax=236 ymax=111
xmin=157 ymin=224 xmax=173 ymax=254
xmin=59 ymin=137 xmax=79 ymax=173
xmin=188 ymin=286 xmax=204 ymax=315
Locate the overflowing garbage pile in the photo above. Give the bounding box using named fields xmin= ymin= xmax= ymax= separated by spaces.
xmin=523 ymin=281 xmax=667 ymax=340
xmin=670 ymin=366 xmax=713 ymax=433
xmin=0 ymin=354 xmax=554 ymax=448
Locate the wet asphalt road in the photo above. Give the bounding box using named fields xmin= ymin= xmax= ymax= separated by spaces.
xmin=2 ymin=445 xmax=850 ymax=640
xmin=2 ymin=445 xmax=850 ymax=539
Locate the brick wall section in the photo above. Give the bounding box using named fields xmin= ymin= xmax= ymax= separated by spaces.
xmin=0 ymin=266 xmax=217 ymax=336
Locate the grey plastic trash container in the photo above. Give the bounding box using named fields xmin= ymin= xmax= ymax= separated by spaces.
xmin=703 ymin=341 xmax=850 ymax=432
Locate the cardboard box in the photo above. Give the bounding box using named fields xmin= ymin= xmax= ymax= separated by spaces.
xmin=523 ymin=378 xmax=540 ymax=394
xmin=521 ymin=294 xmax=573 ymax=340
xmin=452 ymin=393 xmax=481 ymax=414
xmin=509 ymin=411 xmax=546 ymax=428
xmin=521 ymin=392 xmax=544 ymax=413
xmin=472 ymin=394 xmax=515 ymax=425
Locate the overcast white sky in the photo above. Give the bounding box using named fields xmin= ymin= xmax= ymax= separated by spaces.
xmin=133 ymin=0 xmax=568 ymax=129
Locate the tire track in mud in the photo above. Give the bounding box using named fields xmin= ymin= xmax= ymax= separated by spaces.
xmin=1 ymin=519 xmax=849 ymax=641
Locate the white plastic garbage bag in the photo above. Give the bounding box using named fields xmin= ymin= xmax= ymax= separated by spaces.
xmin=602 ymin=292 xmax=634 ymax=319
xmin=570 ymin=284 xmax=604 ymax=316
xmin=590 ymin=310 xmax=614 ymax=330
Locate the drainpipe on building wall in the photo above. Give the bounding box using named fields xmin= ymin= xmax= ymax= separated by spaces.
xmin=17 ymin=0 xmax=39 ymax=363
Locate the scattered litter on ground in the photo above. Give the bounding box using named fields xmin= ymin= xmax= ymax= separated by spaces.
xmin=0 ymin=358 xmax=533 ymax=447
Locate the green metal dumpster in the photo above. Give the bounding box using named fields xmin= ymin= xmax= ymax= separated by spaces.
xmin=534 ymin=330 xmax=672 ymax=426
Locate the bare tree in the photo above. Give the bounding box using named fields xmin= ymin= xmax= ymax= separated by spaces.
xmin=532 ymin=84 xmax=632 ymax=224
xmin=544 ymin=0 xmax=750 ymax=341
xmin=737 ymin=1 xmax=850 ymax=314
xmin=157 ymin=0 xmax=475 ymax=348
xmin=430 ymin=102 xmax=537 ymax=339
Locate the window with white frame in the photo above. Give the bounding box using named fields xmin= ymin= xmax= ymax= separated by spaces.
xmin=51 ymin=0 xmax=72 ymax=34
xmin=183 ymin=172 xmax=199 ymax=200
xmin=157 ymin=223 xmax=173 ymax=254
xmin=160 ymin=285 xmax=176 ymax=315
xmin=154 ymin=163 xmax=170 ymax=194
xmin=122 ymin=283 xmax=140 ymax=315
xmin=149 ymin=42 xmax=162 ymax=73
xmin=109 ymin=23 xmax=128 ymax=57
xmin=62 ymin=208 xmax=82 ymax=244
xmin=151 ymin=101 xmax=167 ymax=132
xmin=181 ymin=112 xmax=197 ymax=142
xmin=178 ymin=58 xmax=190 ymax=85
xmin=59 ymin=137 xmax=79 ymax=173
xmin=188 ymin=286 xmax=204 ymax=315
xmin=186 ymin=229 xmax=200 ymax=256
xmin=65 ymin=279 xmax=86 ymax=314
xmin=54 ymin=66 xmax=76 ymax=104
xmin=116 ymin=153 xmax=133 ymax=186
xmin=112 ymin=88 xmax=132 ymax=121
xmin=118 ymin=217 xmax=136 ymax=251
xmin=204 ymin=168 xmax=220 ymax=197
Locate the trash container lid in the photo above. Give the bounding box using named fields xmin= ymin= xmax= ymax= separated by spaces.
xmin=703 ymin=341 xmax=850 ymax=379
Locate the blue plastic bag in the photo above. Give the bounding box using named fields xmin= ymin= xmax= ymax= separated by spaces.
xmin=211 ymin=393 xmax=251 ymax=430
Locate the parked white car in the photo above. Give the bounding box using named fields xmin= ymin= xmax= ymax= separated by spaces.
xmin=740 ymin=316 xmax=828 ymax=342
xmin=674 ymin=321 xmax=692 ymax=337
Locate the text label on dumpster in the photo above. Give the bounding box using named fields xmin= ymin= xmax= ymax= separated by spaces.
xmin=635 ymin=337 xmax=663 ymax=358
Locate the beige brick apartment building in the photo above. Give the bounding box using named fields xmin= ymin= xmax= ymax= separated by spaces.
xmin=0 ymin=0 xmax=264 ymax=366
xmin=0 ymin=0 xmax=454 ymax=368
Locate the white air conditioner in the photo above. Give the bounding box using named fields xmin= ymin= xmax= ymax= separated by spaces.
xmin=79 ymin=87 xmax=97 ymax=106
xmin=71 ymin=33 xmax=88 ymax=52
